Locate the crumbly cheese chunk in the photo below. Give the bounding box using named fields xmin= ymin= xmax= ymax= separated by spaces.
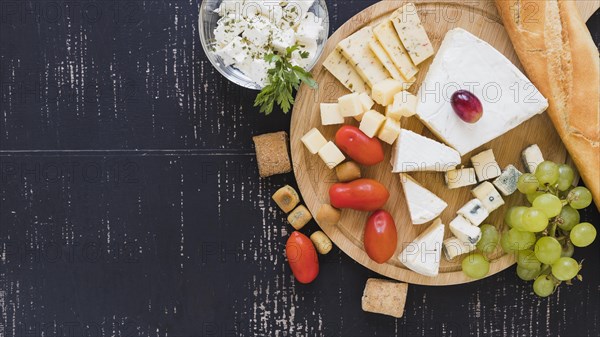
xmin=471 ymin=181 xmax=505 ymax=213
xmin=373 ymin=20 xmax=419 ymax=80
xmin=449 ymin=215 xmax=482 ymax=245
xmin=323 ymin=48 xmax=370 ymax=94
xmin=456 ymin=199 xmax=489 ymax=226
xmin=391 ymin=3 xmax=434 ymax=65
xmin=338 ymin=27 xmax=391 ymax=87
xmin=493 ymin=165 xmax=522 ymax=196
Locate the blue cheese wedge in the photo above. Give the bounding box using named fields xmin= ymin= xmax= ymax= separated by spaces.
xmin=456 ymin=199 xmax=489 ymax=226
xmin=398 ymin=219 xmax=445 ymax=277
xmin=493 ymin=165 xmax=523 ymax=196
xmin=390 ymin=3 xmax=434 ymax=66
xmin=373 ymin=20 xmax=418 ymax=80
xmin=337 ymin=27 xmax=391 ymax=87
xmin=521 ymin=144 xmax=544 ymax=173
xmin=323 ymin=48 xmax=370 ymax=94
xmin=415 ymin=28 xmax=549 ymax=155
xmin=399 ymin=174 xmax=447 ymax=225
xmin=391 ymin=129 xmax=461 ymax=172
xmin=472 ymin=181 xmax=505 ymax=213
xmin=443 ymin=236 xmax=476 ymax=260
xmin=449 ymin=215 xmax=482 ymax=245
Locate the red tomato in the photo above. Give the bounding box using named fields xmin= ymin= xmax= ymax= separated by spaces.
xmin=286 ymin=231 xmax=319 ymax=284
xmin=335 ymin=126 xmax=384 ymax=166
xmin=329 ymin=178 xmax=389 ymax=211
xmin=364 ymin=210 xmax=397 ymax=264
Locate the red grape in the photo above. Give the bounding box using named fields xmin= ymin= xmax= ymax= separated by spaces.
xmin=451 ymin=90 xmax=483 ymax=123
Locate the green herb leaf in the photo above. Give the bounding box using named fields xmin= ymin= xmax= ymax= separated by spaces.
xmin=254 ymin=44 xmax=318 ymax=114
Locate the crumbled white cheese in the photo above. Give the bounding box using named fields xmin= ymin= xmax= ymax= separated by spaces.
xmin=212 ymin=0 xmax=323 ymax=86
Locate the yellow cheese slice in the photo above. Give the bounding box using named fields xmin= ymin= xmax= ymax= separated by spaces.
xmin=373 ymin=20 xmax=418 ymax=80
xmin=337 ymin=27 xmax=391 ymax=87
xmin=323 ymin=47 xmax=370 ymax=94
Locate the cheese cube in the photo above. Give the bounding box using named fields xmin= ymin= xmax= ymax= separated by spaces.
xmin=472 ymin=182 xmax=505 ymax=213
xmin=471 ymin=149 xmax=502 ymax=181
xmin=358 ymin=92 xmax=374 ymax=111
xmin=456 ymin=199 xmax=489 ymax=226
xmin=449 ymin=215 xmax=482 ymax=245
xmin=318 ymin=141 xmax=345 ymax=169
xmin=493 ymin=165 xmax=523 ymax=196
xmin=359 ymin=110 xmax=386 ymax=138
xmin=443 ymin=237 xmax=476 ymax=260
xmin=372 ymin=79 xmax=406 ymax=106
xmin=521 ymin=144 xmax=544 ymax=173
xmin=445 ymin=167 xmax=477 ymax=189
xmin=320 ymin=103 xmax=344 ymax=125
xmin=338 ymin=93 xmax=364 ymax=117
xmin=386 ymin=91 xmax=417 ymax=120
xmin=301 ymin=128 xmax=327 ymax=154
xmin=377 ymin=118 xmax=401 ymax=144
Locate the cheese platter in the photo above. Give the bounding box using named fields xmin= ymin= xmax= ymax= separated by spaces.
xmin=289 ymin=0 xmax=599 ymax=286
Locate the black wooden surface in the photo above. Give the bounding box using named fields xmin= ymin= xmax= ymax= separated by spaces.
xmin=1 ymin=1 xmax=599 ymax=336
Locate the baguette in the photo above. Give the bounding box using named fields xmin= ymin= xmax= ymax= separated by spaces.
xmin=495 ymin=0 xmax=600 ymax=210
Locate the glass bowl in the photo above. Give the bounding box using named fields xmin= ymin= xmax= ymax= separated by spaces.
xmin=199 ymin=0 xmax=330 ymax=90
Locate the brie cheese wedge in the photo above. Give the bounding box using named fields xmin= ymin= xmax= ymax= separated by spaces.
xmin=449 ymin=215 xmax=482 ymax=245
xmin=391 ymin=129 xmax=461 ymax=172
xmin=400 ymin=174 xmax=447 ymax=225
xmin=398 ymin=219 xmax=445 ymax=277
xmin=415 ymin=28 xmax=548 ymax=155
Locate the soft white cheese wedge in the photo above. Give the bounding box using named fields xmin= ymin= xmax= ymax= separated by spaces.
xmin=415 ymin=28 xmax=549 ymax=155
xmin=398 ymin=219 xmax=445 ymax=277
xmin=391 ymin=129 xmax=461 ymax=172
xmin=449 ymin=215 xmax=482 ymax=245
xmin=400 ymin=174 xmax=447 ymax=225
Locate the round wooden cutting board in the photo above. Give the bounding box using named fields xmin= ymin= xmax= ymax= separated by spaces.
xmin=290 ymin=0 xmax=599 ymax=286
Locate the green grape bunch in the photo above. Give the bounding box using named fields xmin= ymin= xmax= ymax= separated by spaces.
xmin=512 ymin=161 xmax=596 ymax=297
xmin=461 ymin=160 xmax=597 ymax=297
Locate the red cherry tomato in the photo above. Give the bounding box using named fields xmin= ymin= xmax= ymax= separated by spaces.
xmin=329 ymin=178 xmax=389 ymax=211
xmin=286 ymin=231 xmax=319 ymax=284
xmin=364 ymin=210 xmax=397 ymax=264
xmin=335 ymin=126 xmax=384 ymax=166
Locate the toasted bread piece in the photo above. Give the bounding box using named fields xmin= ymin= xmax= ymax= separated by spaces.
xmin=252 ymin=131 xmax=292 ymax=177
xmin=361 ymin=278 xmax=408 ymax=318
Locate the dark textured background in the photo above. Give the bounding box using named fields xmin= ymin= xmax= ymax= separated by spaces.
xmin=1 ymin=1 xmax=599 ymax=336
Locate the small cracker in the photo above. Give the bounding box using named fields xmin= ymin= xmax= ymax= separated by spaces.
xmin=252 ymin=131 xmax=292 ymax=177
xmin=361 ymin=278 xmax=408 ymax=318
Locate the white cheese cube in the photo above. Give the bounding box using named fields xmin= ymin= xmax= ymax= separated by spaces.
xmin=295 ymin=13 xmax=323 ymax=45
xmin=377 ymin=118 xmax=402 ymax=144
xmin=359 ymin=110 xmax=386 ymax=138
xmin=471 ymin=149 xmax=502 ymax=181
xmin=301 ymin=128 xmax=327 ymax=154
xmin=443 ymin=237 xmax=476 ymax=260
xmin=472 ymin=182 xmax=505 ymax=213
xmin=445 ymin=167 xmax=477 ymax=189
xmin=358 ymin=92 xmax=374 ymax=111
xmin=318 ymin=141 xmax=345 ymax=169
xmin=241 ymin=16 xmax=272 ymax=48
xmin=338 ymin=93 xmax=364 ymax=117
xmin=320 ymin=103 xmax=344 ymax=125
xmin=214 ymin=36 xmax=247 ymax=67
xmin=372 ymin=79 xmax=406 ymax=106
xmin=272 ymin=28 xmax=296 ymax=54
xmin=449 ymin=215 xmax=482 ymax=245
xmin=521 ymin=144 xmax=544 ymax=173
xmin=456 ymin=199 xmax=489 ymax=227
xmin=493 ymin=165 xmax=523 ymax=196
xmin=386 ymin=91 xmax=417 ymax=120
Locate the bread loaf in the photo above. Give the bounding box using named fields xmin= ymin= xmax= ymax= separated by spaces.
xmin=495 ymin=0 xmax=600 ymax=210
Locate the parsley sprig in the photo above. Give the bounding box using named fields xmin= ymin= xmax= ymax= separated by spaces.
xmin=254 ymin=45 xmax=318 ymax=115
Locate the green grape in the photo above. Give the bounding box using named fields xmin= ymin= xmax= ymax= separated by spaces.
xmin=500 ymin=228 xmax=536 ymax=253
xmin=517 ymin=264 xmax=541 ymax=281
xmin=567 ymin=187 xmax=593 ymax=210
xmin=555 ymin=206 xmax=580 ymax=231
xmin=517 ymin=249 xmax=541 ymax=270
xmin=532 ymin=194 xmax=562 ymax=218
xmin=526 ymin=191 xmax=544 ymax=204
xmin=535 ymin=161 xmax=559 ymax=186
xmin=561 ymin=241 xmax=574 ymax=258
xmin=462 ymin=253 xmax=490 ymax=279
xmin=522 ymin=208 xmax=549 ymax=232
xmin=517 ymin=173 xmax=540 ymax=194
xmin=505 ymin=206 xmax=528 ymax=230
xmin=551 ymin=257 xmax=580 ymax=281
xmin=534 ymin=237 xmax=562 ymax=264
xmin=570 ymin=222 xmax=597 ymax=247
xmin=556 ymin=164 xmax=575 ymax=191
xmin=477 ymin=224 xmax=499 ymax=254
xmin=533 ymin=275 xmax=556 ymax=297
